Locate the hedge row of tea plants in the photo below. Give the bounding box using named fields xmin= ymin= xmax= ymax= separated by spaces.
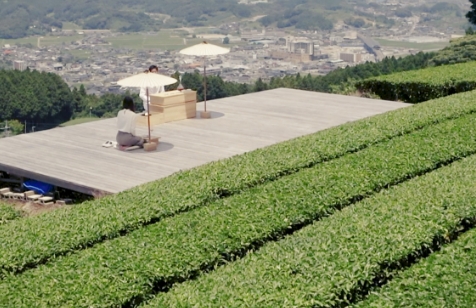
xmin=429 ymin=34 xmax=476 ymax=66
xmin=146 ymin=154 xmax=476 ymax=308
xmin=1 ymin=114 xmax=475 ymax=307
xmin=356 ymin=61 xmax=476 ymax=103
xmin=0 ymin=204 xmax=20 ymax=225
xmin=0 ymin=91 xmax=475 ymax=276
xmin=353 ymin=228 xmax=476 ymax=308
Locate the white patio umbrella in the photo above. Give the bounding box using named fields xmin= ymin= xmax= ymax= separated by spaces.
xmin=117 ymin=72 xmax=177 ymax=143
xmin=180 ymin=41 xmax=230 ymax=117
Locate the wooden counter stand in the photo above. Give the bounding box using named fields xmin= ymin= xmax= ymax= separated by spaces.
xmin=137 ymin=90 xmax=197 ymax=127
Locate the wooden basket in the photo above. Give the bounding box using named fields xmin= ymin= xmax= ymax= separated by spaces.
xmin=142 ymin=135 xmax=160 ymax=143
xmin=143 ymin=142 xmax=158 ymax=152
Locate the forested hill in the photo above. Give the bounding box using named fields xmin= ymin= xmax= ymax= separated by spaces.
xmin=1 ymin=0 xmax=467 ymax=39
xmin=0 ymin=0 xmax=251 ymax=39
xmin=0 ymin=0 xmax=383 ymax=39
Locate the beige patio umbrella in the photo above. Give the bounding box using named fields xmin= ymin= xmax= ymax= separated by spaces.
xmin=117 ymin=72 xmax=177 ymax=144
xmin=180 ymin=41 xmax=230 ymax=118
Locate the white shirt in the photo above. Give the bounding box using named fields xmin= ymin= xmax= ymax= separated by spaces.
xmin=140 ymin=85 xmax=165 ymax=104
xmin=117 ymin=109 xmax=138 ymax=135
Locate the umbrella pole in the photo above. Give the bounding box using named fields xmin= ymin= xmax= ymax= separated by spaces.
xmin=147 ymin=88 xmax=151 ymax=142
xmin=203 ymin=63 xmax=207 ymax=112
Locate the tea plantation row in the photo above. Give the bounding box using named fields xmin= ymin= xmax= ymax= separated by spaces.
xmin=146 ymin=154 xmax=476 ymax=307
xmin=1 ymin=90 xmax=476 ymax=276
xmin=354 ymin=227 xmax=476 ymax=308
xmin=357 ymin=61 xmax=476 ymax=103
xmin=1 ymin=112 xmax=475 ymax=306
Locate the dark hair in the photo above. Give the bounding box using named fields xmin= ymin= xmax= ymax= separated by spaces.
xmin=123 ymin=96 xmax=135 ymax=112
xmin=149 ymin=65 xmax=158 ymax=72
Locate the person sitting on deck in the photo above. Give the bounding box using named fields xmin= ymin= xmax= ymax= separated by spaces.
xmin=116 ymin=96 xmax=146 ymax=148
xmin=139 ymin=65 xmax=165 ymax=116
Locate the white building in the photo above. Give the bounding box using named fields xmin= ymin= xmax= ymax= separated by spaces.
xmin=13 ymin=60 xmax=27 ymax=71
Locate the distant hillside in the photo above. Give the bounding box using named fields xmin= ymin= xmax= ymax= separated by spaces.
xmin=256 ymin=0 xmax=468 ymax=31
xmin=0 ymin=0 xmax=253 ymax=39
xmin=2 ymin=0 xmax=466 ymax=39
xmin=257 ymin=0 xmax=385 ymax=30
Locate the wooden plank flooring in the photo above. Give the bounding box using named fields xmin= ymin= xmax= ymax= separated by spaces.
xmin=0 ymin=88 xmax=410 ymax=195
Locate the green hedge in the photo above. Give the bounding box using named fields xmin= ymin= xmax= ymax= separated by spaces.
xmin=353 ymin=228 xmax=476 ymax=308
xmin=147 ymin=154 xmax=476 ymax=308
xmin=429 ymin=34 xmax=476 ymax=66
xmin=0 ymin=91 xmax=475 ymax=277
xmin=356 ymin=61 xmax=476 ymax=103
xmin=0 ymin=204 xmax=20 ymax=225
xmin=1 ymin=114 xmax=476 ymax=307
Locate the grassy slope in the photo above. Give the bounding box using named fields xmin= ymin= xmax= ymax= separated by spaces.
xmin=0 ymin=203 xmax=20 ymax=225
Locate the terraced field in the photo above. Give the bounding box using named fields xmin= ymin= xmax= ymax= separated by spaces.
xmin=147 ymin=154 xmax=476 ymax=307
xmin=356 ymin=61 xmax=476 ymax=103
xmin=1 ymin=89 xmax=476 ymax=307
xmin=353 ymin=228 xmax=476 ymax=307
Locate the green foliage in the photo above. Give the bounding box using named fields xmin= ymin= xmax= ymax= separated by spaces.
xmin=77 ymin=91 xmax=141 ymax=118
xmin=429 ymin=34 xmax=476 ymax=66
xmin=354 ymin=228 xmax=476 ymax=307
xmin=0 ymin=69 xmax=145 ymax=132
xmin=6 ymin=120 xmax=24 ymax=136
xmin=395 ymin=8 xmax=412 ymax=18
xmin=148 ymin=152 xmax=476 ymax=307
xmin=253 ymin=77 xmax=268 ymax=92
xmin=328 ymin=78 xmax=381 ymax=98
xmin=0 ymin=69 xmax=74 ymax=127
xmin=294 ymin=11 xmax=333 ymax=30
xmin=467 ymin=0 xmax=476 ymax=26
xmin=0 ymin=89 xmax=476 ymax=283
xmin=355 ymin=10 xmax=395 ymax=27
xmin=0 ymin=1 xmax=62 ymax=39
xmin=169 ymin=71 xmax=251 ymax=102
xmin=356 ymin=61 xmax=476 ymax=103
xmin=344 ymin=17 xmax=366 ymax=28
xmin=256 ymin=0 xmax=381 ymax=30
xmin=263 ymin=9 xmax=334 ymax=30
xmin=3 ymin=111 xmax=476 ymax=306
xmin=229 ymin=4 xmax=252 ymax=18
xmin=429 ymin=1 xmax=460 ymax=13
xmin=83 ymin=11 xmax=153 ymax=32
xmin=0 ymin=204 xmax=20 ymax=225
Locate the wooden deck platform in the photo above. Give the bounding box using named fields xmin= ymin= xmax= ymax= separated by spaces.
xmin=0 ymin=88 xmax=410 ymax=195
